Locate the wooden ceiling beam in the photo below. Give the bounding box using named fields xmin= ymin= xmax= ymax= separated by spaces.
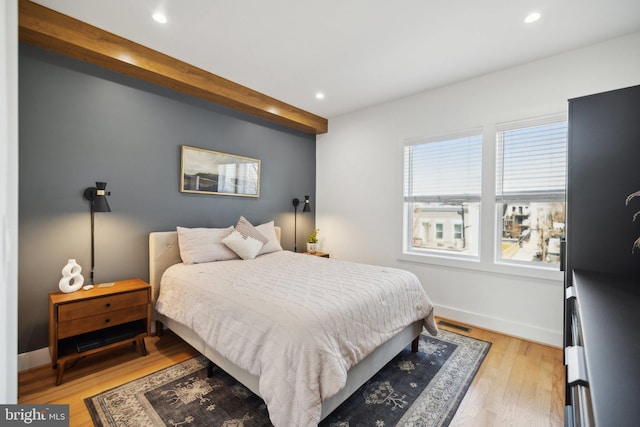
xmin=18 ymin=0 xmax=328 ymax=135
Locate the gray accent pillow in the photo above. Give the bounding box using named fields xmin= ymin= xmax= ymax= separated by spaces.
xmin=235 ymin=216 xmax=269 ymax=245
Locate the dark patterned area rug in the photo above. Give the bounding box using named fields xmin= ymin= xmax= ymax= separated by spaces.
xmin=85 ymin=329 xmax=490 ymax=426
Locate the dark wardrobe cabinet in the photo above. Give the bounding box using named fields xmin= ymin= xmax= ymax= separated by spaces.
xmin=564 ymin=85 xmax=640 ymax=426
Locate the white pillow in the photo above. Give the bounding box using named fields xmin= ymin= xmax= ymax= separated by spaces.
xmin=256 ymin=220 xmax=283 ymax=255
xmin=222 ymin=230 xmax=264 ymax=260
xmin=176 ymin=226 xmax=238 ymax=264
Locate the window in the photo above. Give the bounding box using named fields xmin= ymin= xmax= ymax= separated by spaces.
xmin=454 ymin=223 xmax=462 ymax=240
xmin=403 ymin=130 xmax=482 ymax=257
xmin=495 ymin=116 xmax=567 ymax=267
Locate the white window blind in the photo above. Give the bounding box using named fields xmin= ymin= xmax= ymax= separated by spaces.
xmin=496 ymin=116 xmax=567 ymax=203
xmin=404 ymin=130 xmax=482 ymax=203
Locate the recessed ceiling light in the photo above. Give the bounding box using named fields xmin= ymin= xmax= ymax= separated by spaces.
xmin=524 ymin=12 xmax=541 ymax=24
xmin=315 ymin=92 xmax=325 ymax=100
xmin=152 ymin=12 xmax=168 ymax=24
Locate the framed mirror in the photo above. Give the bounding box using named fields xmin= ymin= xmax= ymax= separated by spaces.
xmin=180 ymin=145 xmax=260 ymax=197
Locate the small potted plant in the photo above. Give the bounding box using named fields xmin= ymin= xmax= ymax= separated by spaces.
xmin=307 ymin=228 xmax=319 ymax=253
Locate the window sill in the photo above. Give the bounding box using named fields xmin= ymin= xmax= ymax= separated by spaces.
xmin=398 ymin=252 xmax=564 ymax=282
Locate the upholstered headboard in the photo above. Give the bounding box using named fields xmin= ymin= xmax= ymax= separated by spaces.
xmin=148 ymin=227 xmax=281 ymax=303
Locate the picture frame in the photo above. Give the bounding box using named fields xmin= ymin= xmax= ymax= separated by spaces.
xmin=180 ymin=145 xmax=261 ymax=197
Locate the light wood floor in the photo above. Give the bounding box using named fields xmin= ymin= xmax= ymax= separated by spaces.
xmin=18 ymin=318 xmax=564 ymax=426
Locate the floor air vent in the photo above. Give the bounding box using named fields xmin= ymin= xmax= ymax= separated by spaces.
xmin=437 ymin=320 xmax=471 ymax=332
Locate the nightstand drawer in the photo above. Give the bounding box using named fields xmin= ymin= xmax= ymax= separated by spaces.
xmin=58 ymin=304 xmax=148 ymax=338
xmin=58 ymin=289 xmax=148 ymax=322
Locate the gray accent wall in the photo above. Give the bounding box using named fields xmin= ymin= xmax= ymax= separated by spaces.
xmin=18 ymin=44 xmax=316 ymax=353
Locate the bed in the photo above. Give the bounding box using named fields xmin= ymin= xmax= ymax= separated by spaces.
xmin=149 ymin=224 xmax=437 ymax=426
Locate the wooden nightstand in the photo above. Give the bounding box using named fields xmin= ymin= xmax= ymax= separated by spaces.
xmin=48 ymin=278 xmax=151 ymax=385
xmin=304 ymin=251 xmax=329 ymax=258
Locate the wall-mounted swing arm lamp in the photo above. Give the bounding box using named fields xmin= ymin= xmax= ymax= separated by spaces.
xmin=292 ymin=195 xmax=311 ymax=252
xmin=83 ymin=181 xmax=111 ymax=285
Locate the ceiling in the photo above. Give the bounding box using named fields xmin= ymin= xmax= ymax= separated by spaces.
xmin=31 ymin=0 xmax=640 ymax=119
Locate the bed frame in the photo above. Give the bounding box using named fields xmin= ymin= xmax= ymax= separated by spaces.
xmin=149 ymin=228 xmax=423 ymax=421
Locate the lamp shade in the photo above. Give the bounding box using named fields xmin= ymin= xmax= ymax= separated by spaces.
xmin=83 ymin=182 xmax=111 ymax=212
xmin=303 ymin=195 xmax=311 ymax=212
xmin=93 ymin=182 xmax=111 ymax=212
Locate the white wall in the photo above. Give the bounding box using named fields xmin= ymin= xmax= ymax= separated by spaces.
xmin=317 ymin=32 xmax=640 ymax=347
xmin=1 ymin=0 xmax=18 ymax=403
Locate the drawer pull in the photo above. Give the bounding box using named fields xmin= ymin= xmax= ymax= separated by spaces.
xmin=105 ymin=319 xmax=110 ymax=323
xmin=106 ymin=303 xmax=111 ymax=308
xmin=565 ymin=345 xmax=588 ymax=386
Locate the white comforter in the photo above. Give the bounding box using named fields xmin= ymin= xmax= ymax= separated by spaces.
xmin=156 ymin=251 xmax=437 ymax=426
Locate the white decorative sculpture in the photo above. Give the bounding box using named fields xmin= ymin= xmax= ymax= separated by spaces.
xmin=59 ymin=259 xmax=84 ymax=293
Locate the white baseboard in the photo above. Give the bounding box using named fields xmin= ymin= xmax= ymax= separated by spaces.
xmin=434 ymin=304 xmax=563 ymax=348
xmin=18 ymin=347 xmax=51 ymax=373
